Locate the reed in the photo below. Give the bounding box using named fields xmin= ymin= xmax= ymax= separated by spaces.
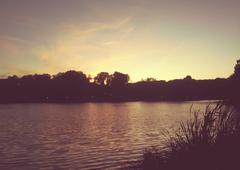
xmin=130 ymin=103 xmax=240 ymax=170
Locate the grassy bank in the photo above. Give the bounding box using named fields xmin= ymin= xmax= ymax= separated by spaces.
xmin=128 ymin=103 xmax=240 ymax=170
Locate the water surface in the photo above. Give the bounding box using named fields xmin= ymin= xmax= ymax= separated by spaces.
xmin=0 ymin=101 xmax=215 ymax=170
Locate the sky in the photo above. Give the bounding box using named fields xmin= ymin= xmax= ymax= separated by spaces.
xmin=0 ymin=0 xmax=239 ymax=81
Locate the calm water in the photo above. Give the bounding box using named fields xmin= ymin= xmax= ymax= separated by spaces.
xmin=0 ymin=101 xmax=216 ymax=170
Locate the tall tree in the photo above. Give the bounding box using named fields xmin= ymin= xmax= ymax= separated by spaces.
xmin=94 ymin=72 xmax=110 ymax=86
xmin=109 ymin=72 xmax=129 ymax=87
xmin=234 ymin=59 xmax=240 ymax=77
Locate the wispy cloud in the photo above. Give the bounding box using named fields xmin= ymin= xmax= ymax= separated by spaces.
xmin=32 ymin=17 xmax=135 ymax=73
xmin=60 ymin=17 xmax=134 ymax=36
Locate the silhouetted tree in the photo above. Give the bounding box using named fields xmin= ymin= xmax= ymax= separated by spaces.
xmin=108 ymin=72 xmax=129 ymax=87
xmin=229 ymin=60 xmax=240 ymax=80
xmin=53 ymin=71 xmax=89 ymax=84
xmin=234 ymin=59 xmax=240 ymax=77
xmin=87 ymin=74 xmax=93 ymax=82
xmin=7 ymin=75 xmax=19 ymax=80
xmin=144 ymin=77 xmax=157 ymax=82
xmin=21 ymin=74 xmax=34 ymax=81
xmin=227 ymin=59 xmax=240 ymax=104
xmin=94 ymin=72 xmax=110 ymax=86
xmin=0 ymin=60 xmax=239 ymax=103
xmin=184 ymin=75 xmax=192 ymax=81
xmin=34 ymin=74 xmax=51 ymax=81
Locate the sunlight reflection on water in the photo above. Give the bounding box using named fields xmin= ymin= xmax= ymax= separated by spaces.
xmin=0 ymin=101 xmax=216 ymax=169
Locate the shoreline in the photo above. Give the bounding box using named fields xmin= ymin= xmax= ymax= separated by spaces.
xmin=0 ymin=99 xmax=221 ymax=105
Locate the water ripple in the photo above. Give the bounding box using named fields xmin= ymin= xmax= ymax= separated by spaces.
xmin=0 ymin=102 xmax=210 ymax=169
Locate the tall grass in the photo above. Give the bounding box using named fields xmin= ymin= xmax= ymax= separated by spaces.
xmin=130 ymin=103 xmax=240 ymax=170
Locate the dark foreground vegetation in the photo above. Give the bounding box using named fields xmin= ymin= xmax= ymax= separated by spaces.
xmin=127 ymin=103 xmax=240 ymax=170
xmin=0 ymin=60 xmax=240 ymax=103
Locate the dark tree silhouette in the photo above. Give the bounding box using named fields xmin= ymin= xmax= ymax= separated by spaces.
xmin=229 ymin=60 xmax=240 ymax=80
xmin=144 ymin=77 xmax=157 ymax=82
xmin=53 ymin=70 xmax=88 ymax=84
xmin=184 ymin=75 xmax=193 ymax=81
xmin=108 ymin=72 xmax=129 ymax=87
xmin=0 ymin=60 xmax=239 ymax=103
xmin=94 ymin=72 xmax=110 ymax=86
xmin=234 ymin=59 xmax=240 ymax=78
xmin=7 ymin=75 xmax=19 ymax=80
xmin=227 ymin=59 xmax=240 ymax=104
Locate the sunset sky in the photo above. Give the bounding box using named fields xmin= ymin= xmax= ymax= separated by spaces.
xmin=0 ymin=0 xmax=239 ymax=81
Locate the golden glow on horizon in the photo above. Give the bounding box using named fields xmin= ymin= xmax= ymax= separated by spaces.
xmin=0 ymin=0 xmax=239 ymax=81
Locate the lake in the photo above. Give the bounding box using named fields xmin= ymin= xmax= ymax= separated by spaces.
xmin=0 ymin=101 xmax=216 ymax=170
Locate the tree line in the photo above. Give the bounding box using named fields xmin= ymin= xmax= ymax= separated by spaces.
xmin=0 ymin=61 xmax=239 ymax=103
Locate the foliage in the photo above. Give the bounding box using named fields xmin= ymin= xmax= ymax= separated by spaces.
xmin=0 ymin=60 xmax=239 ymax=103
xmin=131 ymin=103 xmax=240 ymax=170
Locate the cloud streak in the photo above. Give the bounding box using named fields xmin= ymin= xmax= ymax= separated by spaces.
xmin=32 ymin=17 xmax=135 ymax=74
xmin=0 ymin=0 xmax=239 ymax=81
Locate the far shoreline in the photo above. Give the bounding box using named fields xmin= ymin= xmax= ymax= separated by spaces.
xmin=0 ymin=99 xmax=221 ymax=105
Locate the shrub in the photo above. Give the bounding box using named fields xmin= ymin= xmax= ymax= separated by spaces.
xmin=131 ymin=103 xmax=240 ymax=170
